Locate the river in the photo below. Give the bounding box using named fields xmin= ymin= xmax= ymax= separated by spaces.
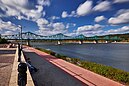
xmin=32 ymin=43 xmax=129 ymax=72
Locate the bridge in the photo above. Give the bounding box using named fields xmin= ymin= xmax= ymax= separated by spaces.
xmin=1 ymin=32 xmax=122 ymax=45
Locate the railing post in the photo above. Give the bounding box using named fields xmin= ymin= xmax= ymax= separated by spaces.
xmin=18 ymin=43 xmax=21 ymax=62
xmin=18 ymin=62 xmax=27 ymax=86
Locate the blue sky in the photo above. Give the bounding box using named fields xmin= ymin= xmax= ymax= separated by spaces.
xmin=0 ymin=0 xmax=129 ymax=36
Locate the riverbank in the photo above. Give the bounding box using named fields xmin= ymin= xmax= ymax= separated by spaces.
xmin=112 ymin=42 xmax=129 ymax=44
xmin=36 ymin=47 xmax=129 ymax=85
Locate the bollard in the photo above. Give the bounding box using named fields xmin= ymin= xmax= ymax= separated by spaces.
xmin=18 ymin=62 xmax=27 ymax=86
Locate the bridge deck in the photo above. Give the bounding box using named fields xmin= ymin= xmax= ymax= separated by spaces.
xmin=23 ymin=46 xmax=124 ymax=86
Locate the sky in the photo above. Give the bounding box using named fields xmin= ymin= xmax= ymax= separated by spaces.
xmin=0 ymin=0 xmax=129 ymax=37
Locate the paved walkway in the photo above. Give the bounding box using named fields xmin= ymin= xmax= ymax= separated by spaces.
xmin=0 ymin=48 xmax=16 ymax=86
xmin=23 ymin=47 xmax=124 ymax=86
xmin=23 ymin=50 xmax=84 ymax=86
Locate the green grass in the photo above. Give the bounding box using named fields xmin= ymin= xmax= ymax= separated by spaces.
xmin=36 ymin=47 xmax=129 ymax=85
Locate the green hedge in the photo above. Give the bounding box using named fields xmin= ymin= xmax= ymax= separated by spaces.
xmin=36 ymin=48 xmax=129 ymax=85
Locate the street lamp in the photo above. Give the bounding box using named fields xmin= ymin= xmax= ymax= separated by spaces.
xmin=18 ymin=25 xmax=22 ymax=48
xmin=18 ymin=25 xmax=22 ymax=62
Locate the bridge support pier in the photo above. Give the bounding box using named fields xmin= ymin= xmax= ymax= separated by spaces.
xmin=57 ymin=41 xmax=61 ymax=45
xmin=26 ymin=39 xmax=30 ymax=46
xmin=105 ymin=40 xmax=111 ymax=43
xmin=94 ymin=40 xmax=98 ymax=44
xmin=79 ymin=40 xmax=83 ymax=44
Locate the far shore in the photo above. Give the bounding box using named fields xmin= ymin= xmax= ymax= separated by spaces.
xmin=111 ymin=42 xmax=129 ymax=44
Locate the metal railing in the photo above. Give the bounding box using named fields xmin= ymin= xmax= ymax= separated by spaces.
xmin=9 ymin=44 xmax=34 ymax=86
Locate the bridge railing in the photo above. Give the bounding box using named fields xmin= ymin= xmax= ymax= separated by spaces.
xmin=1 ymin=32 xmax=123 ymax=41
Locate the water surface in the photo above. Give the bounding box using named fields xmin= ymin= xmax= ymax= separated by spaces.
xmin=32 ymin=43 xmax=129 ymax=72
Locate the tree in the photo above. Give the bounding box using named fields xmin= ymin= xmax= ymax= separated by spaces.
xmin=0 ymin=38 xmax=8 ymax=44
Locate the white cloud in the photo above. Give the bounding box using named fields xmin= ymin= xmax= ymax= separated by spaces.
xmin=0 ymin=19 xmax=19 ymax=34
xmin=1 ymin=0 xmax=29 ymax=8
xmin=50 ymin=16 xmax=60 ymax=20
xmin=62 ymin=11 xmax=68 ymax=18
xmin=35 ymin=29 xmax=67 ymax=36
xmin=35 ymin=21 xmax=129 ymax=36
xmin=37 ymin=0 xmax=50 ymax=6
xmin=3 ymin=31 xmax=14 ymax=35
xmin=70 ymin=24 xmax=129 ymax=37
xmin=22 ymin=9 xmax=43 ymax=21
xmin=37 ymin=22 xmax=76 ymax=35
xmin=36 ymin=18 xmax=50 ymax=31
xmin=66 ymin=23 xmax=76 ymax=29
xmin=116 ymin=9 xmax=129 ymax=15
xmin=70 ymin=11 xmax=76 ymax=17
xmin=0 ymin=20 xmax=18 ymax=31
xmin=63 ymin=25 xmax=129 ymax=37
xmin=53 ymin=22 xmax=65 ymax=31
xmin=61 ymin=0 xmax=93 ymax=18
xmin=77 ymin=24 xmax=103 ymax=33
xmin=113 ymin=0 xmax=129 ymax=3
xmin=93 ymin=1 xmax=111 ymax=12
xmin=61 ymin=11 xmax=77 ymax=18
xmin=94 ymin=16 xmax=106 ymax=22
xmin=0 ymin=0 xmax=49 ymax=21
xmin=65 ymin=32 xmax=77 ymax=36
xmin=36 ymin=18 xmax=48 ymax=25
xmin=62 ymin=0 xmax=111 ymax=18
xmin=76 ymin=0 xmax=93 ymax=16
xmin=108 ymin=9 xmax=129 ymax=25
xmin=96 ymin=25 xmax=129 ymax=36
xmin=0 ymin=0 xmax=50 ymax=33
xmin=107 ymin=26 xmax=129 ymax=34
xmin=35 ymin=22 xmax=67 ymax=36
xmin=73 ymin=24 xmax=104 ymax=36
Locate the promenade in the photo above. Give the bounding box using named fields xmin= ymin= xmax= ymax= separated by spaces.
xmin=0 ymin=47 xmax=16 ymax=86
xmin=23 ymin=48 xmax=84 ymax=86
xmin=23 ymin=46 xmax=124 ymax=86
xmin=0 ymin=44 xmax=124 ymax=86
xmin=0 ymin=44 xmax=34 ymax=86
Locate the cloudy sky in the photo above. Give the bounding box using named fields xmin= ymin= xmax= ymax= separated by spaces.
xmin=0 ymin=0 xmax=129 ymax=36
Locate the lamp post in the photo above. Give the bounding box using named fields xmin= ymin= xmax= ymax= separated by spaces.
xmin=18 ymin=25 xmax=22 ymax=48
xmin=18 ymin=25 xmax=22 ymax=62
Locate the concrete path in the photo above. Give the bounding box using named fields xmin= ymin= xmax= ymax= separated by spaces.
xmin=23 ymin=50 xmax=84 ymax=86
xmin=23 ymin=47 xmax=124 ymax=86
xmin=0 ymin=48 xmax=16 ymax=86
